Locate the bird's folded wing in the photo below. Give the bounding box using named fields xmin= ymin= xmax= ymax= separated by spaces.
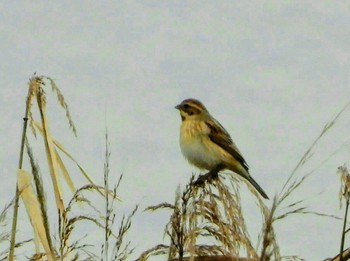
xmin=205 ymin=119 xmax=249 ymax=171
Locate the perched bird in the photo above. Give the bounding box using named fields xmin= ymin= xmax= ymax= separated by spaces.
xmin=175 ymin=98 xmax=269 ymax=199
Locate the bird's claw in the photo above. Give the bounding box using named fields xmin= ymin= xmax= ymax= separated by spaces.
xmin=192 ymin=170 xmax=219 ymax=186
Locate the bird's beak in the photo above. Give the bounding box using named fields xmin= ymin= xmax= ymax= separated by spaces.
xmin=175 ymin=104 xmax=181 ymax=110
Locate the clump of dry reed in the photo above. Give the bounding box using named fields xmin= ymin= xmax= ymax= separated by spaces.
xmin=139 ymin=175 xmax=257 ymax=261
xmin=10 ymin=75 xmax=80 ymax=260
xmin=9 ymin=75 xmax=136 ymax=261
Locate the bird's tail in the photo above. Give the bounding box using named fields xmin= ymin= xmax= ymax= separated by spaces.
xmin=244 ymin=175 xmax=269 ymax=199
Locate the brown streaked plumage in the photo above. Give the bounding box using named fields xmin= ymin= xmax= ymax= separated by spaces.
xmin=175 ymin=98 xmax=269 ymax=199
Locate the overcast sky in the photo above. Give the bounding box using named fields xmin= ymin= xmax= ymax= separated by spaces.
xmin=1 ymin=1 xmax=350 ymax=260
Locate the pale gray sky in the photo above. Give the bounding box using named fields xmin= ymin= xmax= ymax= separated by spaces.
xmin=1 ymin=1 xmax=350 ymax=260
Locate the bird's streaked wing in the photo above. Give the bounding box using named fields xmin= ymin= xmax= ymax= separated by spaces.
xmin=205 ymin=119 xmax=249 ymax=171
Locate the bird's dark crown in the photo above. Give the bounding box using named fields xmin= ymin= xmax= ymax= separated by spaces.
xmin=175 ymin=98 xmax=208 ymax=116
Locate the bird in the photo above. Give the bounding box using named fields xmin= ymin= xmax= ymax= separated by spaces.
xmin=175 ymin=98 xmax=269 ymax=199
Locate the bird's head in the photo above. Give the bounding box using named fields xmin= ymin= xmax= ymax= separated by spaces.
xmin=175 ymin=98 xmax=208 ymax=121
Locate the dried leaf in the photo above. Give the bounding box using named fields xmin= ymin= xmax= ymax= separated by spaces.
xmin=55 ymin=148 xmax=76 ymax=194
xmin=36 ymin=94 xmax=64 ymax=213
xmin=17 ymin=169 xmax=55 ymax=261
xmin=33 ymin=121 xmax=120 ymax=200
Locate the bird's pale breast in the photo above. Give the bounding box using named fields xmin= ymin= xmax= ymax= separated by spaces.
xmin=179 ymin=120 xmax=223 ymax=170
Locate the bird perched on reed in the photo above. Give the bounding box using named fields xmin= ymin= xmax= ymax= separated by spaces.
xmin=175 ymin=98 xmax=269 ymax=199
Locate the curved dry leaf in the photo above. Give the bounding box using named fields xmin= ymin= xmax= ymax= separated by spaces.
xmin=17 ymin=169 xmax=55 ymax=261
xmin=33 ymin=121 xmax=120 ymax=201
xmin=35 ymin=99 xmax=64 ymax=213
xmin=55 ymin=149 xmax=76 ymax=194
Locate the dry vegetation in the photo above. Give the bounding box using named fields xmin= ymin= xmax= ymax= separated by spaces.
xmin=1 ymin=75 xmax=350 ymax=260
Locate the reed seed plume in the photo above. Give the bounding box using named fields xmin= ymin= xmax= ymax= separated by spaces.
xmin=55 ymin=180 xmax=126 ymax=260
xmin=47 ymin=77 xmax=77 ymax=136
xmin=257 ymin=101 xmax=350 ymax=260
xmin=143 ymin=175 xmax=257 ymax=260
xmin=101 ymin=130 xmax=136 ymax=261
xmin=26 ymin=75 xmax=77 ymax=138
xmin=281 ymin=101 xmax=350 ymax=196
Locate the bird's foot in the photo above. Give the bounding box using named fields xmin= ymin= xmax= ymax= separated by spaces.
xmin=193 ymin=170 xmax=219 ymax=186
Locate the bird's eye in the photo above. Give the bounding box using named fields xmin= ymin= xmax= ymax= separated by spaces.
xmin=183 ymin=104 xmax=189 ymax=109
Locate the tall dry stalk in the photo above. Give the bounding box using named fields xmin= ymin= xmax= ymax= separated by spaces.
xmin=103 ymin=132 xmax=112 ymax=261
xmin=9 ymin=83 xmax=31 ymax=261
xmin=101 ymin=131 xmax=137 ymax=261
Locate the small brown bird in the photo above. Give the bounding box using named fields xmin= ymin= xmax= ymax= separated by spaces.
xmin=175 ymin=98 xmax=268 ymax=199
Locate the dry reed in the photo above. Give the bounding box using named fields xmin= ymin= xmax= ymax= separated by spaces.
xmin=9 ymin=75 xmax=126 ymax=260
xmin=142 ymin=175 xmax=257 ymax=260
